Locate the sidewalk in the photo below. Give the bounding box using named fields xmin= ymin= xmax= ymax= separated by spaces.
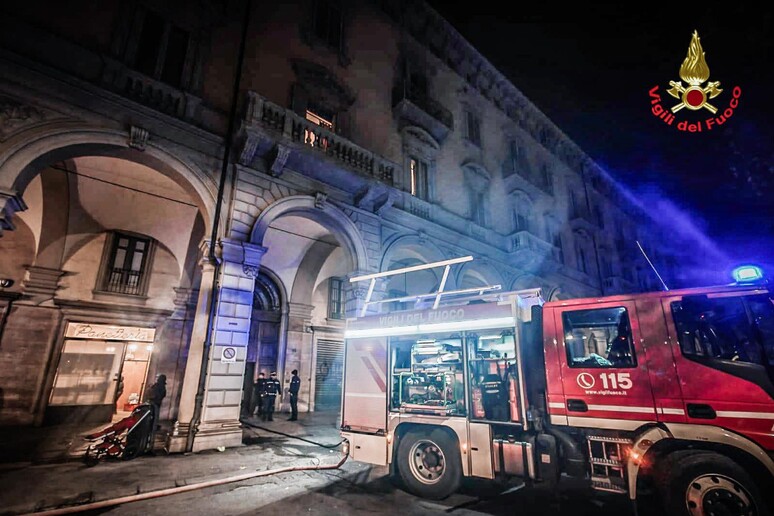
xmin=0 ymin=412 xmax=347 ymax=516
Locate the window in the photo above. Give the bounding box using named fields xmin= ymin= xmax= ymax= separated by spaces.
xmin=134 ymin=11 xmax=190 ymax=88
xmin=672 ymin=295 xmax=774 ymax=366
xmin=472 ymin=190 xmax=487 ymax=226
xmin=600 ymin=255 xmax=613 ymax=277
xmin=313 ymin=0 xmax=344 ymax=51
xmin=563 ymin=307 xmax=637 ymax=368
xmin=409 ymin=157 xmax=429 ymax=201
xmin=513 ymin=210 xmax=529 ymax=233
xmin=465 ymin=110 xmax=481 ymax=146
xmin=101 ymin=233 xmax=153 ymax=296
xmin=504 ymin=141 xmax=520 ymax=178
xmin=576 ymin=242 xmax=588 ymax=274
xmin=304 ymin=104 xmax=335 ymax=150
xmin=594 ymin=205 xmax=605 ymax=228
xmin=569 ymin=190 xmax=581 ymax=218
xmin=541 ymin=163 xmax=553 ymax=194
xmin=547 ymin=224 xmax=564 ymax=263
xmin=328 ymin=277 xmax=344 ymax=319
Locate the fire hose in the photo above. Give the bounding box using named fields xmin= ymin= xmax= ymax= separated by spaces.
xmin=25 ymin=439 xmax=350 ymax=515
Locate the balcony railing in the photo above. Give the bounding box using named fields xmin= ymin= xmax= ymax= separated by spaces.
xmin=103 ymin=268 xmax=144 ymax=296
xmin=248 ymin=94 xmax=396 ymax=185
xmin=102 ymin=60 xmax=201 ymax=120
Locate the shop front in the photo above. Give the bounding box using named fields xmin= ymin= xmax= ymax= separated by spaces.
xmin=45 ymin=322 xmax=156 ymax=425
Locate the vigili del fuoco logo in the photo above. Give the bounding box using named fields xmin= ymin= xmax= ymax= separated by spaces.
xmin=649 ymin=31 xmax=741 ymax=132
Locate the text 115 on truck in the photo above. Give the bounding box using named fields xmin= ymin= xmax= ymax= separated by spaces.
xmin=339 ymin=257 xmax=774 ymax=516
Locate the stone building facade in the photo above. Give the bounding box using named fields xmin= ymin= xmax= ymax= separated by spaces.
xmin=0 ymin=0 xmax=707 ymax=452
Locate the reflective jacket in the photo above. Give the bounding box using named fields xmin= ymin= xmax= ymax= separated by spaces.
xmin=265 ymin=378 xmax=281 ymax=396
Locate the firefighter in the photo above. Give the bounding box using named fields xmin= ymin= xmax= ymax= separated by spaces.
xmin=252 ymin=372 xmax=267 ymax=417
xmin=288 ymin=369 xmax=300 ymax=421
xmin=262 ymin=371 xmax=281 ymax=421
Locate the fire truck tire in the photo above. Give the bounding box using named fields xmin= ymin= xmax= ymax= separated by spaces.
xmin=396 ymin=427 xmax=462 ymax=500
xmin=657 ymin=450 xmax=770 ymax=516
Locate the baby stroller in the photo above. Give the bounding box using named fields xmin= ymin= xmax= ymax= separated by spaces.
xmin=82 ymin=402 xmax=155 ymax=466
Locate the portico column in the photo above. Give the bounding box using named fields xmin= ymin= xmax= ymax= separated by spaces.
xmin=168 ymin=241 xmax=217 ymax=453
xmin=191 ymin=238 xmax=266 ymax=452
xmin=280 ymin=302 xmax=314 ymax=413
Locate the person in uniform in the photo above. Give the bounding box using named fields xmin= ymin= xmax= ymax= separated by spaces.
xmin=262 ymin=371 xmax=281 ymax=421
xmin=252 ymin=372 xmax=267 ymax=418
xmin=288 ymin=369 xmax=300 ymax=421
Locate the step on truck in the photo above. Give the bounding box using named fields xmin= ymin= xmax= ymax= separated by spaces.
xmin=339 ymin=257 xmax=774 ymax=515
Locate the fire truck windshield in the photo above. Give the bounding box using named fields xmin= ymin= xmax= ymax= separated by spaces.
xmin=672 ymin=293 xmax=774 ymax=367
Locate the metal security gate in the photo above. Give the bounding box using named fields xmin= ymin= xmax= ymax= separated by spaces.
xmin=314 ymin=339 xmax=344 ymax=411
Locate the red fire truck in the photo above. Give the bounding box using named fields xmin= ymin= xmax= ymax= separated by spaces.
xmin=340 ymin=257 xmax=774 ymax=515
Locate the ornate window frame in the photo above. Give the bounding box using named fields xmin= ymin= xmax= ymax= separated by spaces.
xmin=400 ymin=126 xmax=440 ymax=202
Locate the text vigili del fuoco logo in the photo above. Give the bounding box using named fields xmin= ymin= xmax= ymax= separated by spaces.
xmin=649 ymin=31 xmax=741 ymax=132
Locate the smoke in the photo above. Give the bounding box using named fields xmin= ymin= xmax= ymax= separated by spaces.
xmin=615 ymin=181 xmax=734 ymax=286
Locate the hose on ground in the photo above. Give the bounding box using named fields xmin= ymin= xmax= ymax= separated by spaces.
xmin=25 ymin=440 xmax=350 ymax=516
xmin=239 ymin=418 xmax=346 ymax=449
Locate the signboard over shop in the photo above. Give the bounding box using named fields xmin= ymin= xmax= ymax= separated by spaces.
xmin=65 ymin=322 xmax=156 ymax=342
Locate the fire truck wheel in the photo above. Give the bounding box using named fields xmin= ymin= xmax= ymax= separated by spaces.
xmin=658 ymin=451 xmax=769 ymax=516
xmin=396 ymin=427 xmax=462 ymax=500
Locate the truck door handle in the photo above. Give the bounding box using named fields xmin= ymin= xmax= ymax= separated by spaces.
xmin=566 ymin=399 xmax=588 ymax=412
xmin=687 ymin=403 xmax=716 ymax=419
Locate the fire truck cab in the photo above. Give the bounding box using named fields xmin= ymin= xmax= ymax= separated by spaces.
xmin=340 ymin=258 xmax=774 ymax=516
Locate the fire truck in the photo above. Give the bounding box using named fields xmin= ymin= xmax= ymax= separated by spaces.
xmin=339 ymin=256 xmax=774 ymax=515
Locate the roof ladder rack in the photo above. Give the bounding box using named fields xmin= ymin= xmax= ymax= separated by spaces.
xmin=349 ymin=255 xmax=502 ymax=317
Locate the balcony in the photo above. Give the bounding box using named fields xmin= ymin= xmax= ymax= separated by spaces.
xmin=243 ymin=93 xmax=397 ymax=188
xmin=504 ymin=171 xmax=552 ymax=201
xmin=570 ymin=207 xmax=597 ymax=232
xmin=102 ymin=60 xmax=201 ymax=120
xmin=392 ymin=83 xmax=453 ymax=143
xmin=509 ymin=231 xmax=559 ymax=269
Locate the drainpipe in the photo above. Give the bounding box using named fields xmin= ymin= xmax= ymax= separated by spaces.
xmin=186 ymin=0 xmax=252 ymax=453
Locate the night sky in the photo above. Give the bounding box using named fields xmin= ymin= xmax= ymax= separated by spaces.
xmin=427 ymin=1 xmax=773 ymax=284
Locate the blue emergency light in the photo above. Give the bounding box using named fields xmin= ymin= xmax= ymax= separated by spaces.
xmin=732 ymin=265 xmax=764 ymax=283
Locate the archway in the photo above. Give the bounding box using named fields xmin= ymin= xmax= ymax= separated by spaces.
xmin=0 ymin=131 xmax=213 ymax=427
xmin=249 ymin=196 xmax=367 ymax=417
xmin=380 ymin=235 xmax=453 ymax=311
xmin=241 ymin=269 xmax=285 ymax=419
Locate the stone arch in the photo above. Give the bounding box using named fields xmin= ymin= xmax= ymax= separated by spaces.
xmin=456 ymin=261 xmax=505 ymax=290
xmin=255 ymin=266 xmax=288 ymax=311
xmin=250 ymin=195 xmax=369 ymax=273
xmin=381 ymin=234 xmax=448 ymax=273
xmin=510 ymin=273 xmax=541 ymax=291
xmin=379 ymin=235 xmax=456 ymax=304
xmin=289 ymin=241 xmax=338 ymax=305
xmin=0 ymin=124 xmax=216 ymax=235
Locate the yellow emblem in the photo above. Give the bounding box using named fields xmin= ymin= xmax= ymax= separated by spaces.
xmin=666 ymin=31 xmax=723 ymax=113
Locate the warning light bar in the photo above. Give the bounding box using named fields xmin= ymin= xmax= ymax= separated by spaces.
xmin=732 ymin=265 xmax=764 ymax=283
